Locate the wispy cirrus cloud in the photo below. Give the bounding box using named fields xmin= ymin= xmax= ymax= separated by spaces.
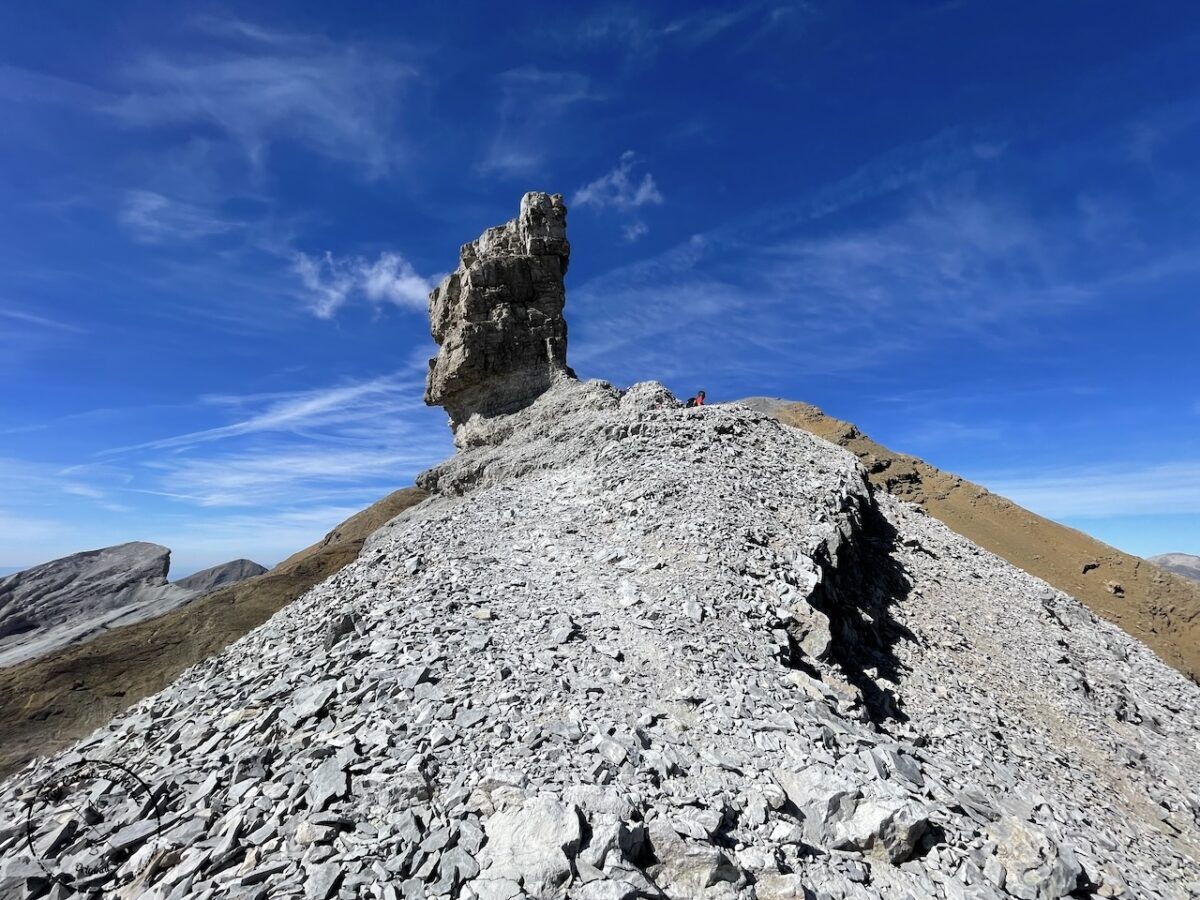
xmin=119 ymin=189 xmax=243 ymax=244
xmin=109 ymin=373 xmax=429 ymax=453
xmin=0 ymin=307 xmax=82 ymax=333
xmin=566 ymin=126 xmax=1111 ymax=386
xmin=0 ymin=369 xmax=450 ymax=570
xmin=622 ymin=221 xmax=649 ymax=243
xmin=479 ymin=67 xmax=593 ymax=177
xmin=107 ymin=21 xmax=416 ymax=178
xmin=573 ymin=151 xmax=663 ymax=242
xmin=111 ymin=189 xmax=436 ymax=321
xmin=124 ymin=372 xmax=449 ymax=508
xmin=982 ymin=461 xmax=1200 ymax=518
xmin=572 ymin=4 xmax=793 ymax=59
xmin=146 ymin=446 xmax=435 ymax=508
xmin=573 ymin=151 xmax=663 ymax=212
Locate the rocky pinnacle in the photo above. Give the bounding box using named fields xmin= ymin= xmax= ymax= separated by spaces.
xmin=424 ymin=192 xmax=575 ymax=442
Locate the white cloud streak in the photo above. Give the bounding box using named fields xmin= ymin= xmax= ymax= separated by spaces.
xmin=0 ymin=307 xmax=82 ymax=333
xmin=573 ymin=5 xmax=785 ymax=59
xmin=119 ymin=190 xmax=242 ymax=243
xmin=479 ymin=68 xmax=592 ymax=177
xmin=982 ymin=461 xmax=1200 ymax=518
xmin=568 ymin=150 xmax=1098 ymax=383
xmin=622 ymin=221 xmax=649 ymax=243
xmin=108 ymin=374 xmax=429 ymax=453
xmin=0 ymin=369 xmax=452 ymax=570
xmin=124 ymin=372 xmax=451 ymax=509
xmin=291 ymin=251 xmax=439 ymax=318
xmin=146 ymin=446 xmax=435 ymax=508
xmin=108 ymin=23 xmax=415 ymax=178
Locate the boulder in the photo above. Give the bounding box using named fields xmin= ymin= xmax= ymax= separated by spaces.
xmin=775 ymin=765 xmax=929 ymax=863
xmin=987 ymin=815 xmax=1081 ymax=900
xmin=470 ymin=796 xmax=583 ymax=899
xmin=646 ymin=818 xmax=741 ymax=896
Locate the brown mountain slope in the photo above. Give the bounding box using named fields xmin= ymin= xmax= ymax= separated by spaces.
xmin=0 ymin=487 xmax=427 ymax=777
xmin=749 ymin=399 xmax=1200 ymax=682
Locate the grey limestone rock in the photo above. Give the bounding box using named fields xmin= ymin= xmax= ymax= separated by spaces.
xmin=471 ymin=796 xmax=582 ymax=899
xmin=646 ymin=817 xmax=741 ymax=896
xmin=0 ymin=543 xmax=265 ymax=667
xmin=775 ymin=765 xmax=929 ymax=863
xmin=425 ymin=191 xmax=574 ymax=442
xmin=0 ymin=541 xmax=194 ymax=668
xmin=986 ymin=815 xmax=1081 ymax=900
xmin=174 ymin=558 xmax=267 ymax=593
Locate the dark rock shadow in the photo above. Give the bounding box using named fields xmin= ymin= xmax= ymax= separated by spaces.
xmin=805 ymin=487 xmax=918 ymax=725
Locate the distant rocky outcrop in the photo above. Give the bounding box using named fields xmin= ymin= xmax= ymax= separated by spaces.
xmin=0 ymin=543 xmax=265 ymax=668
xmin=1150 ymin=553 xmax=1200 ymax=583
xmin=174 ymin=558 xmax=267 ymax=593
xmin=425 ymin=191 xmax=575 ymax=443
xmin=0 ymin=488 xmax=427 ymax=777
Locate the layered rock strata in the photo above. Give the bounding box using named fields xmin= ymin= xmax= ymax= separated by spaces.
xmin=0 ymin=543 xmax=193 ymax=668
xmin=424 ymin=192 xmax=574 ymax=443
xmin=0 ymin=545 xmax=266 ymax=669
xmin=2 ymin=381 xmax=1198 ymax=900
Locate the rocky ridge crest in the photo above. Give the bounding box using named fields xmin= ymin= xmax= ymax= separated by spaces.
xmin=1 ymin=379 xmax=1198 ymax=899
xmin=174 ymin=560 xmax=269 ymax=595
xmin=0 ymin=544 xmax=267 ymax=669
xmin=2 ymin=198 xmax=1198 ymax=900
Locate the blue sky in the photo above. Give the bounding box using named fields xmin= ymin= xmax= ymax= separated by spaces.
xmin=2 ymin=2 xmax=1198 ymax=575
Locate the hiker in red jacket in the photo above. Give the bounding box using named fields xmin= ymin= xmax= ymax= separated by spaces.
xmin=685 ymin=390 xmax=706 ymax=408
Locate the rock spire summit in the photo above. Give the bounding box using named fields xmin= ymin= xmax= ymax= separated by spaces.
xmin=424 ymin=192 xmax=575 ymax=441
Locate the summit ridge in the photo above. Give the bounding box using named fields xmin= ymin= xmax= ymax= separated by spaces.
xmin=1 ymin=198 xmax=1198 ymax=900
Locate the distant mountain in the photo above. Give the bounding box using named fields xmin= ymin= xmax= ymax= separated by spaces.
xmin=1150 ymin=553 xmax=1200 ymax=583
xmin=174 ymin=558 xmax=267 ymax=593
xmin=0 ymin=543 xmax=265 ymax=668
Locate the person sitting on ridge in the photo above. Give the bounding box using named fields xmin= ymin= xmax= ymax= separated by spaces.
xmin=685 ymin=390 xmax=706 ymax=408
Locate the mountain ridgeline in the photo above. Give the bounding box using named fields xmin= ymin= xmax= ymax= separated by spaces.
xmin=0 ymin=543 xmax=266 ymax=669
xmin=0 ymin=195 xmax=1196 ymax=900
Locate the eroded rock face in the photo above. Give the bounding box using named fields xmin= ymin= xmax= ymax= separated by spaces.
xmin=425 ymin=192 xmax=574 ymax=441
xmin=0 ymin=546 xmax=268 ymax=668
xmin=0 ymin=542 xmax=192 ymax=668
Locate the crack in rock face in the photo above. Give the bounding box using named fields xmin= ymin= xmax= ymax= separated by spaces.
xmin=425 ymin=191 xmax=575 ymax=444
